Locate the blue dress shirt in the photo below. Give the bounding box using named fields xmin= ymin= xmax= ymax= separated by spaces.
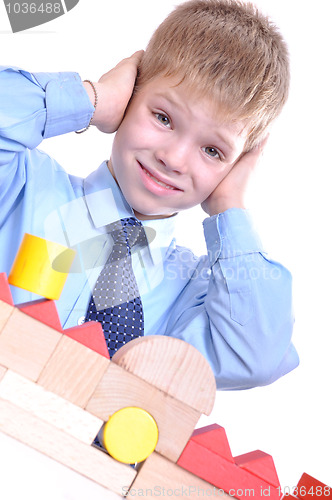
xmin=0 ymin=66 xmax=299 ymax=389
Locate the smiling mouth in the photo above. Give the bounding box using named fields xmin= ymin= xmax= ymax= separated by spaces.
xmin=139 ymin=163 xmax=181 ymax=191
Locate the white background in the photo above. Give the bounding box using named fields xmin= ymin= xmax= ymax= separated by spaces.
xmin=0 ymin=0 xmax=331 ymax=493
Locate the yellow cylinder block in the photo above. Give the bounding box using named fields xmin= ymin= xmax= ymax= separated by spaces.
xmin=9 ymin=233 xmax=76 ymax=300
xmin=102 ymin=407 xmax=159 ymax=464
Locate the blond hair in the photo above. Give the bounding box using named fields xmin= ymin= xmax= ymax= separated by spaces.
xmin=137 ymin=0 xmax=290 ymax=149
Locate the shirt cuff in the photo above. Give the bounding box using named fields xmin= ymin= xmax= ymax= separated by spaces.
xmin=203 ymin=208 xmax=264 ymax=265
xmin=33 ymin=72 xmax=94 ymax=138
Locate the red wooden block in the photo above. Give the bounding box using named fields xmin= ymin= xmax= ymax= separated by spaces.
xmin=177 ymin=425 xmax=281 ymax=500
xmin=0 ymin=273 xmax=14 ymax=305
xmin=190 ymin=424 xmax=234 ymax=463
xmin=18 ymin=299 xmax=63 ymax=332
xmin=295 ymin=473 xmax=331 ymax=499
xmin=64 ymin=321 xmax=109 ymax=359
xmin=235 ymin=450 xmax=280 ymax=487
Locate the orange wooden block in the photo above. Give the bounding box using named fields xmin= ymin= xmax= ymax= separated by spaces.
xmin=295 ymin=473 xmax=331 ymax=499
xmin=177 ymin=424 xmax=281 ymax=500
xmin=0 ymin=273 xmax=14 ymax=305
xmin=235 ymin=450 xmax=280 ymax=488
xmin=18 ymin=299 xmax=63 ymax=332
xmin=38 ymin=335 xmax=109 ymax=407
xmin=64 ymin=321 xmax=109 ymax=359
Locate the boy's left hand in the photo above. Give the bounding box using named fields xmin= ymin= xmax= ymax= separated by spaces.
xmin=201 ymin=137 xmax=268 ymax=216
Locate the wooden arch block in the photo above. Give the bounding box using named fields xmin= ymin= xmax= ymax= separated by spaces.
xmin=112 ymin=335 xmax=216 ymax=415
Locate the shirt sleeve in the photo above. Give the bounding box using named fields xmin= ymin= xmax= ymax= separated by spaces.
xmin=0 ymin=66 xmax=94 ymax=228
xmin=164 ymin=208 xmax=299 ymax=390
xmin=0 ymin=66 xmax=94 ymax=162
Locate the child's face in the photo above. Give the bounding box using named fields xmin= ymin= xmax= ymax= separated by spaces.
xmin=110 ymin=76 xmax=248 ymax=220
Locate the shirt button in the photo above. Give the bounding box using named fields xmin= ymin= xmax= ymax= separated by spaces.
xmin=77 ymin=316 xmax=85 ymax=326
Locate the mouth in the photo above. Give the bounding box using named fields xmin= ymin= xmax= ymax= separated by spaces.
xmin=138 ymin=162 xmax=182 ymax=192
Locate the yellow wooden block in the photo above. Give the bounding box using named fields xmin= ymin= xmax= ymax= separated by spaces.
xmin=38 ymin=335 xmax=109 ymax=407
xmin=0 ymin=308 xmax=61 ymax=381
xmin=102 ymin=407 xmax=158 ymax=464
xmin=0 ymin=397 xmax=136 ymax=495
xmin=112 ymin=336 xmax=216 ymax=415
xmin=86 ymin=363 xmax=201 ymax=462
xmin=8 ymin=233 xmax=76 ymax=300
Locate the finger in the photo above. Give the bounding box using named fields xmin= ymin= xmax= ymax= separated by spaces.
xmin=117 ymin=50 xmax=145 ymax=67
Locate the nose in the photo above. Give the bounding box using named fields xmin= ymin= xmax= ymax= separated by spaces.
xmin=154 ymin=138 xmax=190 ymax=174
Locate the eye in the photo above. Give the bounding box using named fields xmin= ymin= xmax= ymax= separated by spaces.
xmin=203 ymin=146 xmax=224 ymax=160
xmin=155 ymin=113 xmax=171 ymax=128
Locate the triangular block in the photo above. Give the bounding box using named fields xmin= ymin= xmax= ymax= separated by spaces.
xmin=296 ymin=473 xmax=331 ymax=499
xmin=18 ymin=299 xmax=63 ymax=332
xmin=235 ymin=450 xmax=280 ymax=487
xmin=190 ymin=424 xmax=234 ymax=463
xmin=64 ymin=321 xmax=109 ymax=359
xmin=0 ymin=273 xmax=14 ymax=305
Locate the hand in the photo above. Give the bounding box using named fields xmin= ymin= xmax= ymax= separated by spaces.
xmin=201 ymin=136 xmax=268 ymax=216
xmin=85 ymin=51 xmax=144 ymax=133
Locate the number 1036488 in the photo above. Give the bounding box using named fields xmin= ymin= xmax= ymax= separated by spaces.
xmin=278 ymin=486 xmax=331 ymax=497
xmin=5 ymin=3 xmax=62 ymax=14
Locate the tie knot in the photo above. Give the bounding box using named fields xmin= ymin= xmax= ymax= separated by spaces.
xmin=110 ymin=217 xmax=146 ymax=256
xmin=121 ymin=217 xmax=146 ymax=249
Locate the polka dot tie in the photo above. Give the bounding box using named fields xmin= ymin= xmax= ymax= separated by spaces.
xmin=85 ymin=217 xmax=146 ymax=358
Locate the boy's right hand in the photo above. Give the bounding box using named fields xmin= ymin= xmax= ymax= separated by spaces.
xmin=83 ymin=51 xmax=144 ymax=134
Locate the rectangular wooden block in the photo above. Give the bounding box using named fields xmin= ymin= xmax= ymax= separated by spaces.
xmin=0 ymin=307 xmax=61 ymax=380
xmin=0 ymin=299 xmax=14 ymax=333
xmin=86 ymin=363 xmax=201 ymax=462
xmin=0 ymin=397 xmax=136 ymax=496
xmin=0 ymin=370 xmax=103 ymax=445
xmin=0 ymin=432 xmax=124 ymax=500
xmin=127 ymin=452 xmax=232 ymax=498
xmin=38 ymin=335 xmax=109 ymax=407
xmin=0 ymin=365 xmax=7 ymax=382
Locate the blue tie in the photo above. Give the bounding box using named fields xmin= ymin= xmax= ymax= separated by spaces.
xmin=85 ymin=217 xmax=146 ymax=358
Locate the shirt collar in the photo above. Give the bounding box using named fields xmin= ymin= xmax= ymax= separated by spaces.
xmin=83 ymin=161 xmax=177 ymax=265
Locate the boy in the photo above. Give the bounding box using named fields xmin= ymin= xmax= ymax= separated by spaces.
xmin=0 ymin=0 xmax=298 ymax=390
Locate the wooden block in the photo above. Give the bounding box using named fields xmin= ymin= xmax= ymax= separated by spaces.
xmin=190 ymin=424 xmax=234 ymax=463
xmin=235 ymin=450 xmax=280 ymax=487
xmin=177 ymin=426 xmax=281 ymax=500
xmin=0 ymin=432 xmax=124 ymax=500
xmin=112 ymin=335 xmax=216 ymax=415
xmin=0 ymin=299 xmax=14 ymax=333
xmin=0 ymin=370 xmax=103 ymax=445
xmin=0 ymin=397 xmax=136 ymax=496
xmin=38 ymin=335 xmax=109 ymax=407
xmin=0 ymin=365 xmax=7 ymax=382
xmin=0 ymin=272 xmax=14 ymax=305
xmin=86 ymin=362 xmax=201 ymax=462
xmin=0 ymin=307 xmax=61 ymax=380
xmin=18 ymin=299 xmax=63 ymax=331
xmin=295 ymin=473 xmax=331 ymax=498
xmin=127 ymin=452 xmax=232 ymax=498
xmin=64 ymin=321 xmax=109 ymax=359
